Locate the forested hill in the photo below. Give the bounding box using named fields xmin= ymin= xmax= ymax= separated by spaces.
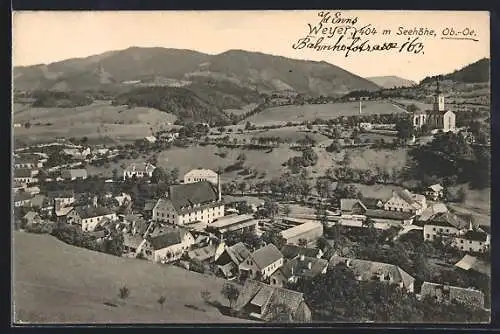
xmin=420 ymin=58 xmax=490 ymax=84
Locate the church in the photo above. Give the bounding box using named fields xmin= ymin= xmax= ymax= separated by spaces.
xmin=412 ymin=80 xmax=456 ymax=133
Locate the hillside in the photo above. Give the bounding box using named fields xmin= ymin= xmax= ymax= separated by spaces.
xmin=14 ymin=47 xmax=380 ymax=96
xmin=366 ymin=76 xmax=416 ymax=89
xmin=112 ymin=86 xmax=230 ymax=124
xmin=421 ymin=58 xmax=490 ymax=84
xmin=13 ymin=232 xmax=251 ymax=324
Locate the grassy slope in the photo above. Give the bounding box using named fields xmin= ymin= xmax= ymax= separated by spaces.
xmin=13 ymin=101 xmax=177 ymax=144
xmin=241 ymin=101 xmax=406 ymax=126
xmin=13 ymin=232 xmax=252 ymax=324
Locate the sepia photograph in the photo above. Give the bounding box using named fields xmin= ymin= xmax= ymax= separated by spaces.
xmin=11 ymin=10 xmax=491 ymax=324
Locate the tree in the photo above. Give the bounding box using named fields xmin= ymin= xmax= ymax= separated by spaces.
xmin=263 ymin=199 xmax=279 ymax=218
xmin=119 ymin=285 xmax=130 ymax=300
xmin=282 ymin=205 xmax=291 ymax=217
xmin=456 ymin=186 xmax=467 ymax=203
xmin=221 ymin=283 xmax=240 ymax=309
xmin=395 ymin=118 xmax=414 ymax=143
xmin=157 ymin=295 xmax=166 ymax=310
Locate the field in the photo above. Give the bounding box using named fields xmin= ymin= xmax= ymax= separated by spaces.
xmin=393 ymin=98 xmax=432 ymax=111
xmin=240 ymin=101 xmax=407 ymax=126
xmin=13 ymin=232 xmax=252 ymax=324
xmin=211 ymin=126 xmax=331 ymax=144
xmin=448 ymin=185 xmax=491 ymax=227
xmin=13 ymin=101 xmax=177 ymax=144
xmin=224 ymin=103 xmax=259 ymax=116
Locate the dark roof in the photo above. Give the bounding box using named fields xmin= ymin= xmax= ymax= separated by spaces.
xmin=279 ymin=256 xmax=328 ymax=279
xmin=249 ymin=244 xmax=283 ymax=270
xmin=14 ymin=169 xmax=33 ymax=178
xmin=147 ymin=228 xmax=190 ymax=250
xmin=143 ymin=200 xmax=156 ymax=211
xmin=394 ymin=189 xmax=417 ymax=205
xmin=226 ymin=242 xmax=252 ymax=265
xmin=428 ymin=212 xmax=467 ymax=229
xmin=14 ymin=191 xmax=33 ymax=202
xmin=75 ymin=206 xmax=114 ymax=219
xmin=188 ymin=244 xmax=217 ymax=262
xmin=460 ymin=230 xmax=489 ymax=242
xmin=340 ymin=198 xmax=363 ymax=212
xmin=365 ymin=209 xmax=414 ymax=220
xmin=280 ymin=244 xmax=321 ymax=259
xmin=360 ymin=197 xmax=384 ymax=210
xmin=169 ymin=181 xmax=219 ymax=211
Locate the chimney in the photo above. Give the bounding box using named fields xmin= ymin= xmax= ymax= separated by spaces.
xmin=217 ymin=172 xmax=222 ymax=202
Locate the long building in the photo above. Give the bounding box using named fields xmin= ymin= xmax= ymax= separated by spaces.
xmin=208 ymin=214 xmax=258 ymax=235
xmin=280 ymin=220 xmax=323 ymax=247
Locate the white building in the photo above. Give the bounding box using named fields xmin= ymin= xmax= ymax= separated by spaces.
xmin=183 ymin=168 xmax=219 ymax=185
xmin=152 ymin=180 xmax=224 ymax=227
xmin=383 ymin=189 xmax=427 ymax=216
xmin=70 ymin=206 xmax=118 ymax=232
xmin=123 ymin=162 xmax=156 ymax=180
xmin=141 ymin=228 xmax=195 ymax=263
xmin=239 ymin=244 xmax=284 ymax=280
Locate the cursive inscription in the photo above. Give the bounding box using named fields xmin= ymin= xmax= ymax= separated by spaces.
xmin=292 ymin=11 xmax=480 ymax=57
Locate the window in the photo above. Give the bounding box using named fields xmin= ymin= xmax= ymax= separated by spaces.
xmin=426 ymin=234 xmax=430 ymax=239
xmin=460 ymin=239 xmax=464 ymax=244
xmin=433 ymin=228 xmax=436 ymax=232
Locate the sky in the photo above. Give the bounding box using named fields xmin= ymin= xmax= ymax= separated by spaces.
xmin=12 ymin=10 xmax=490 ymax=82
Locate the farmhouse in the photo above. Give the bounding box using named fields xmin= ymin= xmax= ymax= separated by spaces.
xmin=48 ymin=190 xmax=76 ymax=207
xmin=14 ymin=154 xmax=44 ymax=169
xmin=215 ymin=242 xmax=252 ymax=279
xmin=419 ymin=282 xmax=484 ymax=309
xmin=422 ymin=211 xmax=467 ymax=242
xmin=13 ymin=168 xmax=38 ymax=184
xmin=123 ymin=162 xmax=156 ymax=180
xmin=141 ymin=227 xmax=195 ymax=263
xmin=123 ymin=234 xmax=146 ymax=256
xmin=25 ymin=186 xmax=41 ymax=195
xmin=208 ymin=214 xmax=258 ymax=236
xmin=280 ymin=244 xmax=323 ymax=260
xmin=68 ymin=206 xmax=118 ymax=232
xmin=13 ymin=191 xmax=33 ymax=207
xmin=383 ymin=189 xmax=427 ymax=216
xmin=425 ymin=184 xmax=444 ymax=201
xmin=280 ymin=221 xmax=324 ymax=247
xmin=61 ymin=169 xmax=88 ymax=181
xmin=329 ymin=256 xmax=416 ymax=293
xmin=183 ymin=168 xmax=219 ymax=185
xmin=152 ymin=181 xmax=224 ymax=227
xmin=239 ymin=244 xmax=284 ymax=281
xmin=233 ymin=280 xmax=312 ymax=322
xmin=270 ymin=255 xmax=328 ymax=288
xmin=454 ymin=228 xmax=490 ymax=254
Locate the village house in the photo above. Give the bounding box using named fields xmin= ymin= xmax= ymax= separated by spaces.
xmin=183 ymin=168 xmax=218 ymax=185
xmin=419 ymin=282 xmax=485 ymax=309
xmin=425 ymin=184 xmax=444 ymax=201
xmin=13 ymin=168 xmax=38 ymax=185
xmin=144 ymin=136 xmax=157 ymax=144
xmin=140 ymin=227 xmax=195 ymax=263
xmin=455 ymin=254 xmax=491 ymax=278
xmin=12 ymin=181 xmax=25 ymax=193
xmin=422 ymin=211 xmax=468 ymax=242
xmin=280 ymin=244 xmax=324 ymax=260
xmin=123 ymin=233 xmax=146 ymax=257
xmin=114 ymin=193 xmax=132 ymax=207
xmin=60 ymin=168 xmax=88 ymax=181
xmin=453 ymin=227 xmax=490 ymax=253
xmin=280 ymin=221 xmax=324 ymax=247
xmin=152 ymin=180 xmax=224 ymax=227
xmin=417 ymin=203 xmax=449 ymax=224
xmin=233 ymin=280 xmax=312 ymax=322
xmin=239 ymin=244 xmax=284 ymax=281
xmin=14 ymin=154 xmax=44 ymax=169
xmin=54 ymin=206 xmax=75 ymax=223
xmin=30 ymin=194 xmax=53 ymax=214
xmin=187 ymin=241 xmax=224 ymax=264
xmin=270 ymin=254 xmax=328 ymax=288
xmin=48 ymin=190 xmax=76 ymax=207
xmin=215 ymin=242 xmax=252 ymax=279
xmin=23 ymin=211 xmax=42 ymax=226
xmin=24 ymin=185 xmax=41 ymax=195
xmin=383 ymin=189 xmax=427 ymax=216
xmin=143 ymin=200 xmax=157 ymax=219
xmin=329 ymin=256 xmax=416 ymax=293
xmin=342 ymin=198 xmax=415 ymax=226
xmin=123 ymin=162 xmax=156 ymax=180
xmin=66 ymin=206 xmax=118 ymax=232
xmin=13 ymin=191 xmax=33 ymax=207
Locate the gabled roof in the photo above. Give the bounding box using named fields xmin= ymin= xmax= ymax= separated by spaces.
xmin=123 ymin=234 xmax=145 ymax=249
xmin=278 ymin=256 xmax=328 ymax=279
xmin=454 ymin=255 xmax=491 ymax=277
xmin=124 ymin=162 xmax=156 ymax=173
xmin=147 ymin=228 xmax=191 ymax=250
xmin=75 ymin=206 xmax=115 ymax=219
xmin=459 ymin=230 xmax=489 ymax=242
xmin=184 ymin=168 xmax=218 ymax=177
xmin=188 ymin=244 xmax=217 ymax=262
xmin=329 ymin=255 xmax=415 ymax=290
xmin=169 ymin=181 xmax=219 ymax=211
xmin=427 ymin=212 xmax=467 ymax=229
xmin=14 ymin=191 xmax=33 ymax=202
xmin=360 ymin=197 xmax=384 ymax=210
xmin=280 ymin=244 xmax=321 ymax=259
xmin=248 ymin=244 xmax=283 ymax=270
xmin=428 ymin=184 xmax=444 ymax=192
xmin=340 ymin=198 xmax=364 ymax=212
xmin=226 ymin=242 xmax=252 ymax=265
xmin=420 ymin=281 xmax=484 ymax=308
xmin=14 ymin=168 xmax=33 ymax=178
xmin=233 ymin=280 xmax=308 ymax=321
xmin=61 ymin=169 xmax=88 ymax=179
xmin=394 ymin=189 xmax=417 ymax=206
xmin=418 ymin=203 xmax=449 ymax=222
xmin=23 ymin=211 xmax=39 ymax=221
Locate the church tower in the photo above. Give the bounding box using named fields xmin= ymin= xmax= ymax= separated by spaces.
xmin=433 ymin=78 xmax=445 ymax=112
